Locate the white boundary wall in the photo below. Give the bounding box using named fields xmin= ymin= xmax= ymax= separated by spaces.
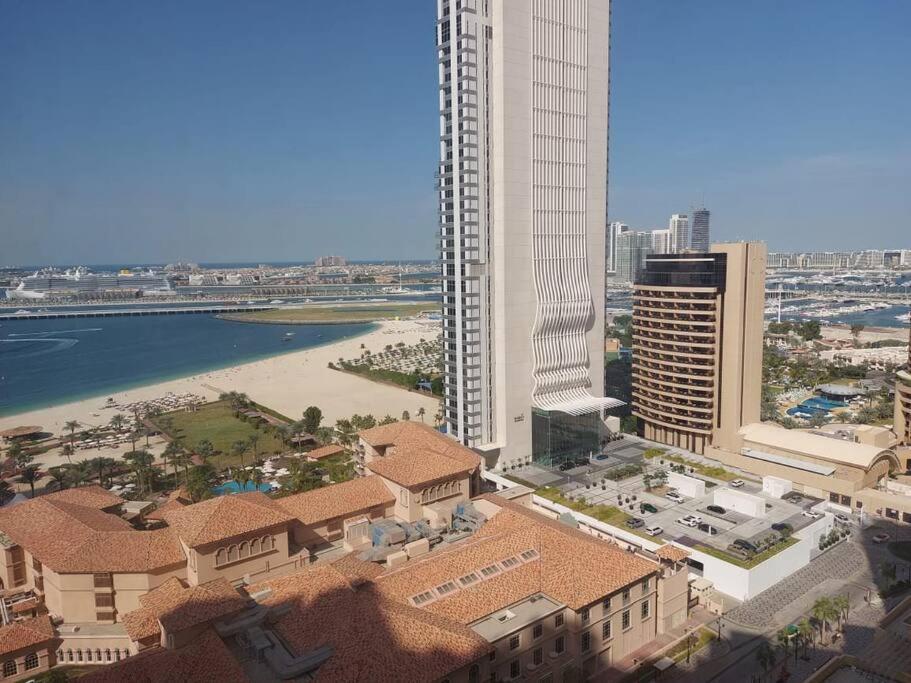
xmin=667 ymin=472 xmax=706 ymax=498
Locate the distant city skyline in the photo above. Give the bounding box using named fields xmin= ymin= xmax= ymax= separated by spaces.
xmin=2 ymin=0 xmax=909 ymax=266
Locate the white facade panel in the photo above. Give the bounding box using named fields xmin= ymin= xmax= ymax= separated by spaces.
xmin=667 ymin=472 xmax=706 ymax=499
xmin=714 ymin=488 xmax=767 ymax=518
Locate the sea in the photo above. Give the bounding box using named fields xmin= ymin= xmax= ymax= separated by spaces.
xmin=0 ymin=316 xmax=374 ymax=417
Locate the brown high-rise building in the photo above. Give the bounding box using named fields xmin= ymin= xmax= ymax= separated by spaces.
xmin=895 ymin=321 xmax=911 ymax=446
xmin=631 ymin=242 xmax=766 ymax=454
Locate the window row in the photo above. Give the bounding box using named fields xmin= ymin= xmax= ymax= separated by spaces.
xmin=214 ymin=535 xmax=275 ymax=567
xmin=2 ymin=653 xmax=39 ymax=676
xmin=57 ymin=648 xmax=130 ymax=664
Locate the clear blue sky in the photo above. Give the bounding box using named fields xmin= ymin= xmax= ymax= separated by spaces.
xmin=1 ymin=0 xmax=908 ymax=266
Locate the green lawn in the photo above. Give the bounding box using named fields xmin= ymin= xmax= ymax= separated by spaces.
xmin=645 ymin=451 xmax=741 ymax=482
xmin=222 ymin=303 xmax=431 ymax=324
xmin=535 ymin=486 xmax=632 ymax=526
xmin=152 ymin=401 xmax=284 ymax=470
xmin=695 ymin=536 xmax=799 ymax=569
xmin=664 ymin=628 xmax=716 ymax=663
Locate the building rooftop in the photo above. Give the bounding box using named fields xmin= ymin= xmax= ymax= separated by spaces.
xmin=123 ymin=577 xmax=249 ymax=642
xmin=0 ymin=615 xmax=55 ymax=657
xmin=359 ymin=421 xmax=481 ymax=470
xmin=740 ymin=422 xmax=897 ymax=470
xmin=471 ymin=593 xmax=563 ymax=642
xmin=276 ymin=476 xmax=394 ymax=526
xmin=0 ymin=488 xmax=185 ymax=573
xmin=249 ymin=562 xmax=491 ymax=682
xmin=374 ymin=495 xmax=658 ymax=624
xmin=366 ymin=449 xmax=474 ymax=488
xmin=79 ymin=628 xmax=249 ymax=683
xmin=161 ymin=491 xmax=295 ymax=548
xmin=655 ymin=545 xmax=690 ymax=563
xmin=305 ymin=444 xmax=347 ymax=460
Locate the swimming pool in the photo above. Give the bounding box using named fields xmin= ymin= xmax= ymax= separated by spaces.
xmin=802 ymin=397 xmax=847 ymax=410
xmin=212 ymin=481 xmax=273 ymax=496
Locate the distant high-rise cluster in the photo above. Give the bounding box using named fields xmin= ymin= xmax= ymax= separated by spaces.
xmin=767 ymin=249 xmax=911 ymax=269
xmin=314 ymin=255 xmax=347 ymax=267
xmin=607 ymin=209 xmax=710 ymax=282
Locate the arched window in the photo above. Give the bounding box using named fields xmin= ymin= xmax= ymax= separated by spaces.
xmin=261 ymin=535 xmax=272 ymax=551
xmin=24 ymin=653 xmax=39 ymax=670
xmin=95 ymin=649 xmax=102 ymax=663
xmin=250 ymin=538 xmax=260 ymax=555
xmin=76 ymin=650 xmax=83 ymax=662
xmin=115 ymin=649 xmax=121 ymax=661
xmin=468 ymin=664 xmax=480 ymax=683
xmin=85 ymin=649 xmax=92 ymax=662
xmin=3 ymin=660 xmax=17 ymax=677
xmin=67 ymin=650 xmax=74 ymax=663
xmin=239 ymin=541 xmax=249 ymax=558
xmin=105 ymin=649 xmax=112 ymax=662
xmin=227 ymin=545 xmax=238 ymax=562
xmin=215 ymin=548 xmax=227 ymax=566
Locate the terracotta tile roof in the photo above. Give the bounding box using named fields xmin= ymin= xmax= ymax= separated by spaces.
xmin=0 ymin=615 xmax=55 ymax=657
xmin=276 ymin=476 xmax=393 ymax=526
xmin=249 ymin=563 xmax=490 ymax=682
xmin=79 ymin=628 xmax=249 ymax=683
xmin=374 ymin=496 xmax=659 ymax=623
xmin=145 ymin=497 xmax=188 ymax=522
xmin=0 ymin=492 xmax=185 ymax=573
xmin=360 ymin=422 xmax=481 ymax=488
xmin=123 ymin=577 xmax=249 ymax=641
xmin=359 ymin=421 xmax=481 ymax=469
xmin=655 ymin=545 xmax=690 ymax=563
xmin=305 ymin=444 xmax=347 ymax=460
xmin=42 ymin=485 xmax=124 ymax=509
xmin=161 ymin=492 xmax=295 ymax=548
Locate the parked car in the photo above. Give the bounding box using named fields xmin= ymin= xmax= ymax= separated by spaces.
xmin=801 ymin=510 xmax=822 ymax=519
xmin=676 ymin=517 xmax=698 ymax=528
xmin=706 ymin=505 xmax=726 ymax=515
xmin=639 ymin=502 xmax=658 ymax=514
xmin=697 ymin=523 xmax=718 ymax=535
xmin=645 ymin=525 xmax=663 ymax=536
xmin=729 ymin=479 xmax=745 ymax=488
xmin=625 ymin=517 xmax=645 ymax=529
xmin=834 ymin=513 xmax=851 ymax=525
xmin=665 ymin=491 xmax=685 ymax=503
xmin=872 ymin=533 xmax=890 ymax=544
xmin=684 ymin=514 xmax=703 ymax=525
xmin=771 ymin=522 xmax=793 ymax=533
xmin=731 ymin=539 xmax=758 ymax=553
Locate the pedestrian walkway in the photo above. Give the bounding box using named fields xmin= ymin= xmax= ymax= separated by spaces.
xmin=725 ymin=542 xmax=866 ymax=629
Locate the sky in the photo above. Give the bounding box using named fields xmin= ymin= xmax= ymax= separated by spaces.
xmin=1 ymin=0 xmax=909 ymax=266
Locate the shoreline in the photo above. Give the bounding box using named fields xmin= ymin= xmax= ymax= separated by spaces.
xmin=0 ymin=320 xmax=442 ymax=452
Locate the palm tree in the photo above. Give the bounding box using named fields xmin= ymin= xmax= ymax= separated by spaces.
xmin=797 ymin=618 xmax=814 ymax=658
xmin=124 ymin=450 xmax=154 ymax=494
xmin=755 ymin=641 xmax=776 ymax=682
xmin=109 ymin=414 xmax=126 ymax=431
xmin=335 ymin=419 xmax=355 ymax=447
xmin=417 ymin=407 xmax=426 ymax=423
xmin=401 ymin=410 xmax=410 ymax=421
xmin=185 ymin=464 xmax=217 ymax=502
xmin=776 ymin=629 xmax=792 ymax=668
xmin=90 ymin=457 xmax=116 ymax=487
xmin=231 ymin=440 xmax=248 ymax=469
xmin=231 ymin=467 xmax=251 ymax=492
xmin=61 ymin=443 xmax=74 ymax=464
xmin=251 ymin=467 xmax=264 ymax=489
xmin=47 ymin=467 xmax=69 ymax=492
xmin=64 ymin=420 xmax=80 ymax=450
xmin=173 ymin=452 xmax=192 ymax=482
xmin=19 ymin=465 xmax=41 ymax=498
xmin=247 ymin=434 xmax=260 ymax=462
xmin=196 ymin=440 xmax=214 ymax=464
xmin=162 ymin=441 xmax=184 ymax=480
xmin=127 ymin=430 xmax=141 ymax=453
xmin=283 ymin=460 xmax=324 ymax=494
xmin=811 ymin=597 xmax=833 ymax=643
xmin=832 ymin=595 xmax=849 ymax=631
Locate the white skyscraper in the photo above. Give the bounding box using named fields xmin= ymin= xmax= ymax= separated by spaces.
xmin=606 ymin=221 xmax=629 ymax=272
xmin=437 ymin=0 xmax=619 ymax=468
xmin=669 ymin=213 xmax=690 ymax=252
xmin=650 ymin=228 xmax=672 ymax=254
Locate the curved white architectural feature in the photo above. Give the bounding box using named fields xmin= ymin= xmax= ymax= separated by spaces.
xmin=437 ymin=0 xmax=614 ymax=466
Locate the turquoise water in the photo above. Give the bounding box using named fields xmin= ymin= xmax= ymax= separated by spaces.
xmin=0 ymin=315 xmax=374 ymax=416
xmin=212 ymin=481 xmax=273 ymax=496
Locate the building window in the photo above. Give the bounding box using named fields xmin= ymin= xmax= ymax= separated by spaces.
xmin=489 ymin=650 xmax=496 ymax=661
xmin=602 ymin=596 xmax=611 ymax=612
xmin=555 ymin=635 xmax=565 ymax=654
xmin=581 ymin=631 xmax=591 ymax=653
xmin=533 ymin=623 xmax=543 ymax=639
xmin=622 ymin=610 xmax=631 ymax=630
xmin=469 ymin=664 xmax=480 ymax=683
xmin=459 ymin=573 xmax=480 ymax=587
xmin=480 ymin=564 xmax=501 ymax=578
xmin=643 ymin=578 xmax=650 ymax=592
xmin=840 ymin=495 xmax=852 ymax=506
xmin=227 ymin=545 xmax=238 ymax=562
xmin=3 ymin=660 xmax=17 ymax=677
xmin=93 ymin=573 xmax=113 ymax=588
xmin=400 ymin=489 xmax=409 ymax=507
xmin=602 ymin=620 xmax=612 ymax=640
xmin=622 ymin=588 xmax=630 ymax=604
xmin=215 ymin=548 xmax=227 ymax=566
xmin=95 ymin=593 xmax=114 ymax=608
xmin=555 ymin=613 xmax=564 ymax=628
xmin=829 ymin=492 xmax=839 ymax=503
xmin=533 ymin=648 xmax=543 ymax=666
xmin=509 ymin=634 xmax=520 ymax=651
xmin=510 ymin=660 xmax=520 ymax=679
xmin=25 ymin=653 xmax=39 ymax=670
xmin=642 ymin=601 xmax=650 ymax=619
xmin=67 ymin=650 xmax=73 ymax=663
xmin=580 ymin=607 xmax=590 ymax=624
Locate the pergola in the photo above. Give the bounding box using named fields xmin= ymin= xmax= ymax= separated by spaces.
xmin=0 ymin=426 xmax=43 ymax=442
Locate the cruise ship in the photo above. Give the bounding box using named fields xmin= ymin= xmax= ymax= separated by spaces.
xmin=5 ymin=267 xmax=172 ymax=299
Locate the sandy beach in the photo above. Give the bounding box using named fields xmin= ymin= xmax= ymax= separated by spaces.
xmin=1 ymin=319 xmax=442 ymax=469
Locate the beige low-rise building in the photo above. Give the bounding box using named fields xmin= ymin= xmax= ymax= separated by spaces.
xmin=0 ymin=616 xmax=57 ymax=682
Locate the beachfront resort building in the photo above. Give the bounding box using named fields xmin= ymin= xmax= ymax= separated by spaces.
xmin=72 ymin=494 xmax=689 ymax=683
xmin=438 ymin=0 xmax=621 ymax=469
xmin=631 ymin=242 xmax=767 ymax=454
xmin=895 ymin=323 xmax=911 ymax=446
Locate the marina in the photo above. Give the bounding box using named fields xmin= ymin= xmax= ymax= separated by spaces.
xmin=0 ymin=304 xmax=276 ymax=321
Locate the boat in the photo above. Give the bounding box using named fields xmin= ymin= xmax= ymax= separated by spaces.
xmin=896 ymin=312 xmax=911 ymax=324
xmin=270 ymin=299 xmax=284 ymax=304
xmin=284 ymin=332 xmax=295 ymax=337
xmin=13 ymin=309 xmax=30 ymax=315
xmin=5 ymin=267 xmax=172 ymax=299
